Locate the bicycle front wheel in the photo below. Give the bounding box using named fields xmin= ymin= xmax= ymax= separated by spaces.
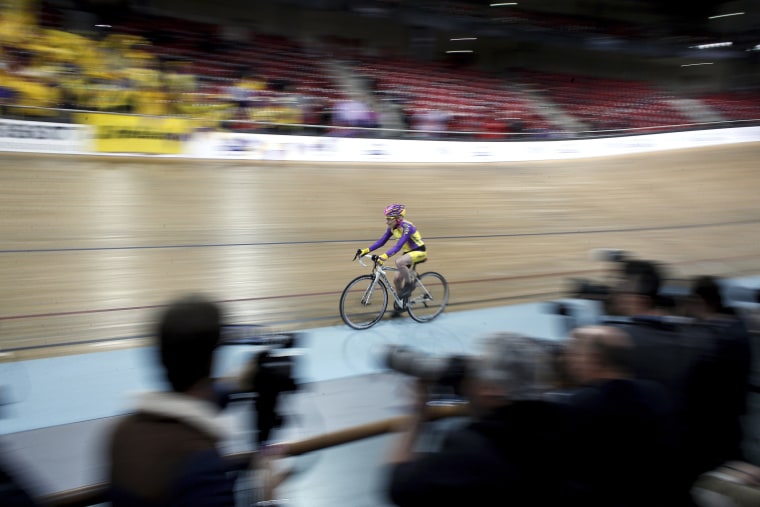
xmin=339 ymin=274 xmax=388 ymax=330
xmin=407 ymin=272 xmax=449 ymax=323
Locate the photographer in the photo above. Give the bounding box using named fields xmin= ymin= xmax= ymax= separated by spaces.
xmin=385 ymin=332 xmax=565 ymax=506
xmin=106 ymin=295 xmax=281 ymax=507
xmin=604 ymin=260 xmax=735 ymax=491
xmin=560 ymin=325 xmax=685 ymax=506
xmin=688 ymin=276 xmax=753 ymax=466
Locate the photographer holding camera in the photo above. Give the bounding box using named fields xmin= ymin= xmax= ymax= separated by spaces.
xmin=560 ymin=325 xmax=685 ymax=506
xmin=106 ymin=295 xmax=283 ymax=507
xmin=384 ymin=332 xmax=565 ymax=506
xmin=604 ymin=260 xmax=745 ymax=496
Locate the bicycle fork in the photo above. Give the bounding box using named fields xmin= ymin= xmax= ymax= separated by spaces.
xmin=361 ymin=274 xmax=383 ymax=305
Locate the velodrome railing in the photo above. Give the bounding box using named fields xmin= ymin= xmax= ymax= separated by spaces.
xmin=40 ymin=403 xmax=467 ymax=507
xmin=2 ymin=105 xmax=759 ymax=141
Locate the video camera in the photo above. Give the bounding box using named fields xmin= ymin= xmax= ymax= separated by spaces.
xmin=555 ymin=250 xmax=695 ymax=326
xmin=383 ymin=345 xmax=471 ymax=399
xmin=383 ymin=338 xmax=567 ymax=404
xmin=566 ymin=248 xmax=629 ymax=303
xmin=220 ymin=326 xmax=301 ymax=445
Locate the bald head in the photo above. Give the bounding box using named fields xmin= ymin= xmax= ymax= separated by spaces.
xmin=566 ymin=325 xmax=634 ymax=385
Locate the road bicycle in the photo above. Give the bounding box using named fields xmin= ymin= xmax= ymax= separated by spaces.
xmin=339 ymin=254 xmax=449 ymax=330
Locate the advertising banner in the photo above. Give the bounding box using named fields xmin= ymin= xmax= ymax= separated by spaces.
xmin=75 ymin=113 xmax=192 ymax=155
xmin=3 ymin=118 xmax=759 ymax=163
xmin=0 ymin=118 xmax=90 ymax=153
xmin=187 ymin=126 xmax=760 ymax=163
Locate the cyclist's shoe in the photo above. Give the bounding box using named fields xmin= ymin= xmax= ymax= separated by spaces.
xmin=398 ymin=284 xmax=415 ymax=300
xmin=391 ymin=301 xmax=405 ymax=318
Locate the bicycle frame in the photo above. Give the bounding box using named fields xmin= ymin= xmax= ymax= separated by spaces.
xmin=358 ymin=256 xmax=407 ymax=307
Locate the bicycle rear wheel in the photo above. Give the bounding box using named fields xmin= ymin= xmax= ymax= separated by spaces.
xmin=407 ymin=272 xmax=449 ymax=323
xmin=339 ymin=275 xmax=388 ymax=330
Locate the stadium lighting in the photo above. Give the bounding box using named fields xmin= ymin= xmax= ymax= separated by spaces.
xmin=446 ymin=50 xmax=474 ymax=53
xmin=708 ymin=12 xmax=744 ymax=19
xmin=95 ymin=24 xmax=112 ymax=28
xmin=681 ymin=62 xmax=714 ymax=67
xmin=450 ymin=37 xmax=478 ymax=41
xmin=490 ymin=3 xmax=518 ymax=6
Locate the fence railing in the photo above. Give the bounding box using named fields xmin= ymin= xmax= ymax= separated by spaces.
xmin=39 ymin=403 xmax=467 ymax=507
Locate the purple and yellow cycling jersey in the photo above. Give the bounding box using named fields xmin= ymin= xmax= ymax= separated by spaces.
xmin=369 ymin=220 xmax=425 ymax=257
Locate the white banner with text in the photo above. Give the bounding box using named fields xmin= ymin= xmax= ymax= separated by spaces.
xmin=186 ymin=126 xmax=760 ymax=163
xmin=0 ymin=119 xmax=91 ymax=154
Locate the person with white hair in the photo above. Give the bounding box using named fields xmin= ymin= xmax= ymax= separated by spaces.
xmin=385 ymin=332 xmax=565 ymax=507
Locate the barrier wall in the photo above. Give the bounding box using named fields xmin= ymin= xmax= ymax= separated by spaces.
xmin=2 ymin=118 xmax=760 ymax=161
xmin=188 ymin=127 xmax=760 ymax=162
xmin=0 ymin=118 xmax=92 ymax=154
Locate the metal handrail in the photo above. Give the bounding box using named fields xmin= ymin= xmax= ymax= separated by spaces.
xmin=39 ymin=403 xmax=467 ymax=507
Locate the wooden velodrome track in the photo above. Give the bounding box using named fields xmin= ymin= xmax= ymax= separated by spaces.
xmin=1 ymin=143 xmax=760 ymax=360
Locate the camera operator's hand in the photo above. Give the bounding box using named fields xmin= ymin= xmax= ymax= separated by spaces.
xmin=251 ymin=442 xmax=292 ymax=505
xmin=409 ymin=378 xmax=432 ymax=415
xmin=387 ymin=378 xmax=433 ymax=465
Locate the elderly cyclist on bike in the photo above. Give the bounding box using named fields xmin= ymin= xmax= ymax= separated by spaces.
xmin=355 ymin=204 xmax=427 ymax=302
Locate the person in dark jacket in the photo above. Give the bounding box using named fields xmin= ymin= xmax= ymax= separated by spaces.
xmin=687 ymin=275 xmax=753 ymax=466
xmin=106 ymin=295 xmax=240 ymax=507
xmin=386 ymin=332 xmax=565 ymax=506
xmin=560 ymin=325 xmax=686 ymax=506
xmin=0 ymin=447 xmax=41 ymax=507
xmin=605 ymin=261 xmax=734 ymax=493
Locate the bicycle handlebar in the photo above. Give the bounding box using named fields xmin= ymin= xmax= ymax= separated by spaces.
xmin=357 ymin=254 xmax=401 ymax=271
xmin=358 ymin=254 xmax=390 ymax=268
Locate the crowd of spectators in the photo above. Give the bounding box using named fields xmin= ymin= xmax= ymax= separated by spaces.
xmin=383 ymin=256 xmax=760 ymax=507
xmin=2 ymin=2 xmax=758 ymax=141
xmin=0 ymin=4 xmax=340 ymax=134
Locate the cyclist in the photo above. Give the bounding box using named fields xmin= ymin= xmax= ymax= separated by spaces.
xmin=355 ymin=204 xmax=427 ymax=308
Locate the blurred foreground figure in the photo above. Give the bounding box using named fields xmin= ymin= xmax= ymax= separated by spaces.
xmin=686 ymin=276 xmax=760 ymax=507
xmin=385 ymin=332 xmax=564 ymax=506
xmin=107 ymin=295 xmax=238 ymax=507
xmin=691 ymin=460 xmax=760 ymax=507
xmin=607 ymin=261 xmax=751 ymax=488
xmin=0 ymin=447 xmax=40 ymax=507
xmin=560 ymin=325 xmax=685 ymax=506
xmin=688 ymin=275 xmax=752 ymax=466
